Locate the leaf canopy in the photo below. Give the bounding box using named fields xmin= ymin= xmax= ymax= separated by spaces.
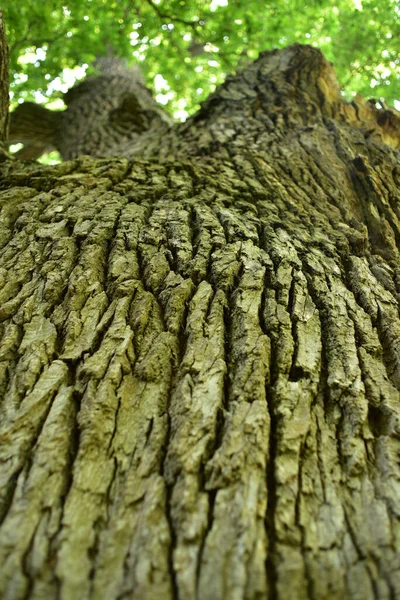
xmin=4 ymin=0 xmax=400 ymax=118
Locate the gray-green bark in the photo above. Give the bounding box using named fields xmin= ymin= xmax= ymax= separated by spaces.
xmin=9 ymin=58 xmax=173 ymax=161
xmin=1 ymin=43 xmax=400 ymax=600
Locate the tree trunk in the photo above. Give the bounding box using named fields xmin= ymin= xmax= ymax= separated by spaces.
xmin=1 ymin=37 xmax=400 ymax=600
xmin=0 ymin=11 xmax=9 ymax=160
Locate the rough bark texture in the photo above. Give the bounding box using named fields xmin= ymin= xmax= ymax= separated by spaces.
xmin=0 ymin=10 xmax=9 ymax=160
xmin=9 ymin=58 xmax=173 ymax=161
xmin=1 ymin=44 xmax=400 ymax=600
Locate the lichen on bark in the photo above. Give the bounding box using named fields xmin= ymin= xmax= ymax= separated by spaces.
xmin=1 ymin=43 xmax=400 ymax=600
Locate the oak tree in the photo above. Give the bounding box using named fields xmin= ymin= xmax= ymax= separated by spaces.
xmin=2 ymin=9 xmax=400 ymax=600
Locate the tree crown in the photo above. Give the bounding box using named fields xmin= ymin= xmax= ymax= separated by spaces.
xmin=4 ymin=0 xmax=400 ymax=120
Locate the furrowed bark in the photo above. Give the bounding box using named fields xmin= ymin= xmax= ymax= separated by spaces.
xmin=1 ymin=45 xmax=400 ymax=600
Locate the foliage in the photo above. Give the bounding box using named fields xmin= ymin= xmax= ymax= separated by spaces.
xmin=4 ymin=0 xmax=400 ymax=119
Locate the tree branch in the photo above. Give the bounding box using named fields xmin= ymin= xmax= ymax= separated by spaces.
xmin=144 ymin=0 xmax=201 ymax=29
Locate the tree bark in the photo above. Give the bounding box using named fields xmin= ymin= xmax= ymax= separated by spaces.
xmin=1 ymin=41 xmax=400 ymax=600
xmin=0 ymin=11 xmax=9 ymax=160
xmin=9 ymin=58 xmax=173 ymax=161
